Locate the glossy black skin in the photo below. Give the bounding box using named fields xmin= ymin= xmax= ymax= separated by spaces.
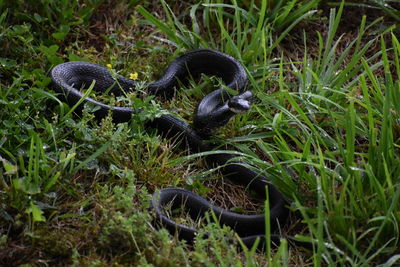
xmin=50 ymin=49 xmax=289 ymax=250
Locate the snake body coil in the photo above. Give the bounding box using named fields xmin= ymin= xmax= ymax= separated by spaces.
xmin=51 ymin=49 xmax=289 ymax=249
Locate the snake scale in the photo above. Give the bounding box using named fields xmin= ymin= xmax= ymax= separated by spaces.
xmin=51 ymin=49 xmax=297 ymax=250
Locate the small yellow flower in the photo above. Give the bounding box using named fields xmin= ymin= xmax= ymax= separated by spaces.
xmin=129 ymin=72 xmax=138 ymax=80
xmin=106 ymin=64 xmax=112 ymax=69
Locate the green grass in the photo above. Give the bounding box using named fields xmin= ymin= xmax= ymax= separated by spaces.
xmin=328 ymin=0 xmax=400 ymax=22
xmin=1 ymin=0 xmax=400 ymax=265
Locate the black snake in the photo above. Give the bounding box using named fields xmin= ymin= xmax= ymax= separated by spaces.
xmin=51 ymin=49 xmax=299 ymax=250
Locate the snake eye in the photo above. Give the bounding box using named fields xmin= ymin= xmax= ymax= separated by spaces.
xmin=228 ymin=90 xmax=252 ymax=114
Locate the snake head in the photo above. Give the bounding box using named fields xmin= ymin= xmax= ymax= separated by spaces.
xmin=228 ymin=90 xmax=252 ymax=114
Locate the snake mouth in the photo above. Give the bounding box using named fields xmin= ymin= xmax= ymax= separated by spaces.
xmin=228 ymin=90 xmax=252 ymax=114
xmin=228 ymin=98 xmax=251 ymax=113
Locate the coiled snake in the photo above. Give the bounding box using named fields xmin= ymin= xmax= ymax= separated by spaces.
xmin=51 ymin=49 xmax=296 ymax=250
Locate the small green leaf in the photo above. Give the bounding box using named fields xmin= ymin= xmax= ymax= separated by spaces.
xmin=52 ymin=25 xmax=70 ymax=41
xmin=230 ymin=206 xmax=244 ymax=213
xmin=0 ymin=58 xmax=17 ymax=68
xmin=33 ymin=13 xmax=46 ymax=23
xmin=39 ymin=44 xmax=59 ymax=57
xmin=27 ymin=201 xmax=46 ymax=222
xmin=68 ymin=53 xmax=88 ymax=62
xmin=0 ymin=156 xmax=17 ymax=175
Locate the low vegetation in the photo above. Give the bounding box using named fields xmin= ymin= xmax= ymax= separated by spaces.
xmin=0 ymin=0 xmax=399 ymax=265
